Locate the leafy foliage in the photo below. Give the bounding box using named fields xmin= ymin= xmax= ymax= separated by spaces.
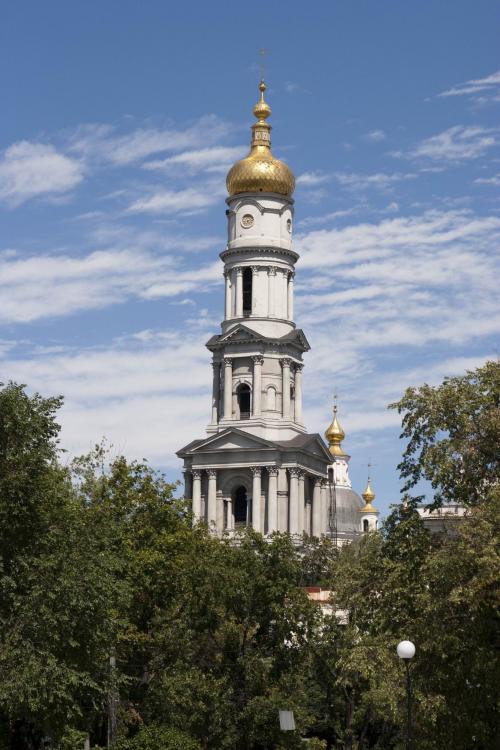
xmin=390 ymin=359 xmax=500 ymax=507
xmin=0 ymin=363 xmax=498 ymax=749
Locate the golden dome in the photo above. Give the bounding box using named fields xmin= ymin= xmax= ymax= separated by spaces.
xmin=325 ymin=404 xmax=346 ymax=457
xmin=226 ymin=81 xmax=295 ymax=197
xmin=360 ymin=478 xmax=378 ymax=513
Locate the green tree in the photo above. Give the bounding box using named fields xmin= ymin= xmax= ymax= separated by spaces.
xmin=113 ymin=724 xmax=200 ymax=750
xmin=0 ymin=386 xmax=119 ymax=747
xmin=390 ymin=359 xmax=500 ymax=508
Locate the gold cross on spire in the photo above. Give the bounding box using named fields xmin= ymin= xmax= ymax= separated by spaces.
xmin=367 ymin=459 xmax=376 ymax=480
xmin=259 ymin=48 xmax=267 ymax=81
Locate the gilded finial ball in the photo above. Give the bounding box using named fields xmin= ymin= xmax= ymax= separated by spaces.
xmin=253 ymin=86 xmax=271 ymax=121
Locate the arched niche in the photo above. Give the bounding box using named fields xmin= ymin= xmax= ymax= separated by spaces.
xmin=233 ymin=485 xmax=248 ymax=527
xmin=266 ymin=385 xmax=277 ymax=411
xmin=237 ymin=382 xmax=251 ymax=420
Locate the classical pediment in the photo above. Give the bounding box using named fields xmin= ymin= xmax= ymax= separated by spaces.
xmin=305 ymin=435 xmax=333 ymax=461
xmin=206 ymin=324 xmax=310 ymax=352
xmin=279 ymin=433 xmax=332 ymax=462
xmin=218 ymin=325 xmax=263 ymax=344
xmin=178 ymin=427 xmax=279 ymax=457
xmin=206 ymin=325 xmax=263 ymax=350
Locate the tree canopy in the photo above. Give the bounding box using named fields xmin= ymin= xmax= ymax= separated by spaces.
xmin=390 ymin=359 xmax=500 ymax=508
xmin=0 ymin=362 xmax=498 ymax=749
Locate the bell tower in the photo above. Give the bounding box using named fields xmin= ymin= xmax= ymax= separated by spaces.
xmin=206 ymin=81 xmax=308 ymax=441
xmin=177 ymin=81 xmax=332 ymax=537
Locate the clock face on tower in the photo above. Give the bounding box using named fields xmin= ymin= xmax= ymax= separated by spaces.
xmin=241 ymin=214 xmax=254 ymax=228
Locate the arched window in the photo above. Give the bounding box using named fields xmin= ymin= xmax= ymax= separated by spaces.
xmin=363 ymin=519 xmax=369 ymax=533
xmin=266 ymin=385 xmax=276 ymax=411
xmin=237 ymin=383 xmax=251 ymax=420
xmin=242 ymin=267 xmax=252 ymax=316
xmin=234 ymin=486 xmax=248 ymax=526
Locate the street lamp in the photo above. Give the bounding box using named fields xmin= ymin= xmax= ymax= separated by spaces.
xmin=397 ymin=640 xmax=415 ymax=750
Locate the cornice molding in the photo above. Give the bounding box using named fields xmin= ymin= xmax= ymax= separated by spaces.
xmin=220 ymin=246 xmax=299 ymax=263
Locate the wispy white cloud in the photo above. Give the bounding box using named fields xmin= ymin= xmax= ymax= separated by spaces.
xmin=332 ymin=171 xmax=416 ymax=191
xmin=87 ymin=222 xmax=222 ymax=254
xmin=474 ymin=173 xmax=500 ymax=186
xmin=297 ymin=208 xmax=358 ymax=229
xmin=69 ymin=115 xmax=232 ymax=166
xmin=396 ymin=125 xmax=498 ymax=163
xmin=438 ymin=70 xmax=500 ymax=102
xmin=0 ymin=141 xmax=83 ymax=207
xmin=0 ymin=329 xmax=213 ymax=466
xmin=292 ymin=209 xmax=500 ymax=420
xmin=0 ymin=248 xmax=220 ymax=323
xmin=296 ymin=209 xmax=500 ymax=271
xmin=363 ymin=129 xmax=386 ymax=142
xmin=296 ymin=171 xmax=331 ymax=187
xmin=143 ymin=145 xmax=245 ymax=173
xmin=127 ymin=184 xmax=225 ymax=215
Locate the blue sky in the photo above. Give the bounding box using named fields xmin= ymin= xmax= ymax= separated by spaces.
xmin=1 ymin=1 xmax=499 ymax=516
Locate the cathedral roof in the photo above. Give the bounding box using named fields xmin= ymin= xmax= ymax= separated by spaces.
xmin=226 ymin=81 xmax=296 ymax=198
xmin=335 ymin=486 xmax=365 ymax=528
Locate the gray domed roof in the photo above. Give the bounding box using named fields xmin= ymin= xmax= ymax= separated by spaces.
xmin=334 ymin=487 xmax=364 ymax=537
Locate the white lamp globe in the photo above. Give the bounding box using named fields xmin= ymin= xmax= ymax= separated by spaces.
xmin=397 ymin=640 xmax=416 ymax=660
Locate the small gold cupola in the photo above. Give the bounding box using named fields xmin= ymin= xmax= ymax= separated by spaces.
xmin=325 ymin=401 xmax=346 ymax=457
xmin=361 ymin=477 xmax=377 ymax=513
xmin=226 ymin=80 xmax=296 ymax=197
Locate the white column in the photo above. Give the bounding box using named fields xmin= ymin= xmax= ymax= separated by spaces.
xmin=216 ymin=491 xmax=224 ymax=534
xmin=289 ymin=468 xmax=299 ymax=534
xmin=294 ymin=364 xmax=303 ymax=424
xmin=298 ymin=470 xmax=305 ymax=535
xmin=281 ymin=269 xmax=288 ymax=318
xmin=251 ymin=266 xmax=259 ymax=315
xmin=207 ymin=469 xmax=217 ymax=528
xmin=268 ymin=266 xmax=276 ymax=317
xmin=223 ymin=357 xmax=232 ymax=419
xmin=251 ymin=466 xmax=262 ymax=533
xmin=320 ymin=480 xmax=328 ymax=534
xmin=235 ymin=267 xmax=243 ymax=318
xmin=267 ymin=467 xmax=278 ymax=534
xmin=252 ymin=355 xmax=263 ymax=417
xmin=226 ymin=498 xmax=233 ymax=530
xmin=312 ymin=478 xmax=322 ymax=537
xmin=282 ymin=358 xmax=291 ymax=419
xmin=192 ymin=470 xmax=202 ymax=522
xmin=224 ymin=271 xmax=232 ymax=320
xmin=211 ymin=361 xmax=219 ymax=424
xmin=287 ymin=271 xmax=294 ymax=320
xmin=305 ymin=495 xmax=311 ymax=536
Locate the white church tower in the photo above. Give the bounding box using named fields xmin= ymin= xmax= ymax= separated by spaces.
xmin=177 ymin=81 xmax=375 ymax=540
xmin=178 ymin=81 xmax=332 ymax=536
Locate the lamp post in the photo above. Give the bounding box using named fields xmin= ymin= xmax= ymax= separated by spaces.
xmin=397 ymin=640 xmax=415 ymax=750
